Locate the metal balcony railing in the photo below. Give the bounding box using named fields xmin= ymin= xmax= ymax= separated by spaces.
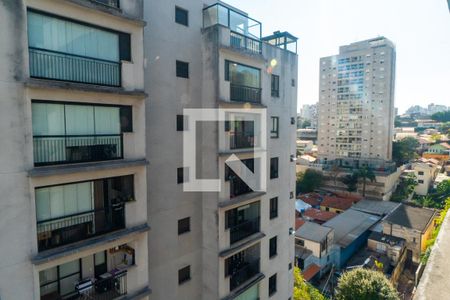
xmin=229 ymin=217 xmax=260 ymax=244
xmin=75 ymin=270 xmax=127 ymax=300
xmin=29 ymin=47 xmax=121 ymax=86
xmin=230 ymin=84 xmax=261 ymax=104
xmin=33 ymin=134 xmax=123 ymax=166
xmin=230 ymin=133 xmax=255 ymax=149
xmin=93 ymin=0 xmax=120 ymax=8
xmin=229 ymin=259 xmax=260 ymax=291
xmin=230 ymin=31 xmax=262 ymax=54
xmin=37 ymin=205 xmax=125 ymax=252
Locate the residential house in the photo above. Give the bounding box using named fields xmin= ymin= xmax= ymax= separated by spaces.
xmin=423 ymin=143 xmax=450 ymax=161
xmin=320 ymin=195 xmax=360 ymax=214
xmin=367 ymin=232 xmax=405 ymax=266
xmin=411 ymin=159 xmax=440 ymax=195
xmin=303 ymin=208 xmax=337 ymax=225
xmin=295 ymin=221 xmax=334 ymax=280
xmin=382 ymin=205 xmax=437 ymax=263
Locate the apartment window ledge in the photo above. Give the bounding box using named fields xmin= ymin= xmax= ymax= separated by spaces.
xmin=218 ymin=147 xmax=266 ymax=156
xmin=63 ymin=0 xmax=147 ymax=26
xmin=221 ymin=273 xmax=265 ymax=300
xmin=219 ymin=191 xmax=266 ymax=208
xmin=219 ymin=232 xmax=265 ymax=258
xmin=32 ymin=223 xmax=150 ymax=265
xmin=218 ymin=99 xmax=267 ymax=109
xmin=25 ymin=78 xmax=147 ymax=98
xmin=28 ymin=158 xmax=148 ymax=178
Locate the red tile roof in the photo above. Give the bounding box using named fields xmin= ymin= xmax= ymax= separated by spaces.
xmin=295 ymin=218 xmax=306 ymax=230
xmin=303 ymin=263 xmax=321 ymax=281
xmin=297 ymin=193 xmax=322 ymax=206
xmin=321 ymin=196 xmax=359 ymax=211
xmin=303 ymin=208 xmax=337 ymax=222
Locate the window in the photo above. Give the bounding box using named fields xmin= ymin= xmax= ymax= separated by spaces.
xmin=271 ymin=74 xmax=280 ymax=97
xmin=118 ymin=32 xmax=131 ymax=61
xmin=175 ymin=7 xmax=189 ymax=26
xmin=177 ymin=115 xmax=188 ymax=131
xmin=418 ymin=171 xmax=424 ymax=176
xmin=39 ymin=260 xmax=81 ymax=299
xmin=296 ymin=239 xmax=304 ymax=247
xmin=178 ymin=266 xmax=191 ymax=284
xmin=178 ymin=217 xmax=190 ymax=235
xmin=270 ymin=197 xmax=278 ymax=219
xmin=418 ymin=180 xmax=424 ymax=184
xmin=269 ymin=236 xmax=277 ymax=258
xmin=269 ymin=274 xmax=277 ymax=296
xmin=177 ymin=167 xmax=189 ymax=183
xmin=291 ymin=79 xmax=295 ymax=87
xmin=176 ymin=60 xmax=189 ymax=78
xmin=270 ymin=117 xmax=279 ymax=138
xmin=270 ymin=157 xmax=279 ymax=179
xmin=225 ymin=60 xmax=261 ymax=88
xmin=120 ymin=106 xmax=133 ymax=132
xmin=289 ymin=263 xmax=292 ymax=270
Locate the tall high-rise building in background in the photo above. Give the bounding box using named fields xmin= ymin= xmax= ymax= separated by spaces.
xmin=299 ymin=104 xmax=318 ymax=128
xmin=0 ymin=1 xmax=298 ymax=300
xmin=145 ymin=2 xmax=298 ymax=299
xmin=317 ymin=37 xmax=396 ymax=168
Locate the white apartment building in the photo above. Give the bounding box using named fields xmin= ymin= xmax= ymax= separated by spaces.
xmin=317 ymin=37 xmax=396 ymax=170
xmin=144 ymin=2 xmax=298 ymax=300
xmin=0 ymin=1 xmax=150 ymax=299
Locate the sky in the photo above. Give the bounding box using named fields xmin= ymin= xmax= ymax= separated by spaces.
xmin=225 ymin=0 xmax=450 ymax=113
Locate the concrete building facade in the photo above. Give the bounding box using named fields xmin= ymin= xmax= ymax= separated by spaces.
xmin=0 ymin=0 xmax=150 ymax=299
xmin=144 ymin=2 xmax=298 ymax=299
xmin=317 ymin=37 xmax=396 ymax=169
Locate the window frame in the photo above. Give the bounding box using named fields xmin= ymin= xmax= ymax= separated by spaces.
xmin=176 ymin=60 xmax=189 ymax=78
xmin=175 ymin=6 xmax=189 ymax=26
xmin=270 ymin=157 xmax=279 ymax=179
xmin=178 ymin=265 xmax=191 ymax=284
xmin=268 ymin=273 xmax=277 ymax=296
xmin=178 ymin=217 xmax=191 ymax=235
xmin=269 ymin=197 xmax=278 ymax=219
xmin=270 ymin=116 xmax=279 ymax=138
xmin=271 ymin=74 xmax=280 ymax=97
xmin=177 ymin=167 xmax=189 ymax=184
xmin=269 ymin=236 xmax=277 ymax=258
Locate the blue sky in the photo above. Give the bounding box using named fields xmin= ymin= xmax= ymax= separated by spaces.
xmin=225 ymin=0 xmax=450 ymax=113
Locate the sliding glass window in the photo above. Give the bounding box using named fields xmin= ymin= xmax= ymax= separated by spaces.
xmin=27 ymin=10 xmax=126 ymax=86
xmin=32 ymin=102 xmax=127 ymax=166
xmin=225 ymin=61 xmax=261 ymax=103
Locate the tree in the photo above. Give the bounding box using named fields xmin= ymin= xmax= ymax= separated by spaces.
xmin=341 ymin=172 xmax=359 ymax=192
xmin=392 ymin=137 xmax=419 ymax=166
xmin=293 ymin=267 xmax=325 ymax=300
xmin=440 ymin=122 xmax=450 ymax=135
xmin=335 ymin=268 xmax=399 ymax=300
xmin=297 ymin=169 xmax=324 ymax=193
xmin=330 ymin=164 xmax=343 ymax=190
xmin=437 ymin=180 xmax=450 ymax=197
xmin=431 ymin=111 xmax=450 ymax=122
xmin=357 ymin=166 xmax=376 ymax=197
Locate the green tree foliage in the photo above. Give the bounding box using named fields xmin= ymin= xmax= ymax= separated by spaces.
xmin=392 ymin=137 xmax=419 ymax=166
xmin=335 ymin=268 xmax=399 ymax=300
xmin=357 ymin=166 xmax=376 ymax=197
xmin=437 ymin=180 xmax=450 ymax=196
xmin=440 ymin=122 xmax=450 ymax=135
xmin=296 ymin=169 xmax=324 ymax=194
xmin=431 ymin=111 xmax=450 ymax=122
xmin=293 ymin=267 xmax=325 ymax=300
xmin=341 ymin=173 xmax=359 ymax=192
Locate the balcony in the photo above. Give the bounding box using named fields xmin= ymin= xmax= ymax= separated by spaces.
xmin=29 ymin=47 xmax=120 ymax=87
xmin=230 ymin=132 xmax=255 ymax=149
xmin=75 ymin=270 xmax=127 ymax=300
xmin=230 ymin=31 xmax=262 ymax=55
xmin=229 ymin=259 xmax=260 ymax=291
xmin=33 ymin=134 xmax=123 ymax=166
xmin=230 ymin=84 xmax=261 ymax=104
xmin=229 ymin=217 xmax=260 ymax=244
xmin=230 ymin=177 xmax=253 ymax=198
xmin=37 ymin=205 xmax=125 ymax=252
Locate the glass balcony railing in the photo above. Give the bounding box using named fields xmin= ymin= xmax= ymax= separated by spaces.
xmin=33 ymin=134 xmax=123 ymax=166
xmin=229 ymin=259 xmax=260 ymax=291
xmin=229 ymin=217 xmax=260 ymax=244
xmin=203 ymin=3 xmax=262 ymax=54
xmin=29 ymin=47 xmax=121 ymax=86
xmin=37 ymin=205 xmax=125 ymax=252
xmin=230 ymin=132 xmax=255 ymax=149
xmin=230 ymin=84 xmax=262 ymax=103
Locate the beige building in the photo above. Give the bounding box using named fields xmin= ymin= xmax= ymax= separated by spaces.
xmin=410 ymin=159 xmax=440 ymax=196
xmin=0 ymin=0 xmax=150 ymax=299
xmin=317 ymin=37 xmax=396 ymax=169
xmin=144 ymin=2 xmax=298 ymax=300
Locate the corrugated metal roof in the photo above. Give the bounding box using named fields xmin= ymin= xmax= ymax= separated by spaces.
xmin=323 ymin=209 xmax=381 ymax=247
xmin=352 ymin=199 xmax=401 ymax=216
xmin=295 ymin=221 xmax=332 ymax=243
